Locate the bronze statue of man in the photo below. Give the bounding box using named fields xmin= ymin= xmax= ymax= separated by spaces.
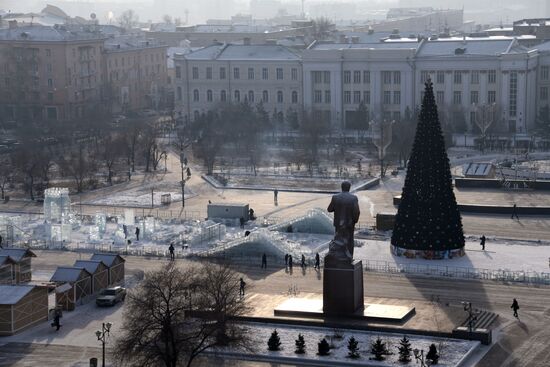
xmin=326 ymin=181 xmax=360 ymax=264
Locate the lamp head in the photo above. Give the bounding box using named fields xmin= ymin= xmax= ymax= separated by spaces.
xmin=106 ymin=322 xmax=112 ymax=332
xmin=96 ymin=330 xmax=102 ymax=339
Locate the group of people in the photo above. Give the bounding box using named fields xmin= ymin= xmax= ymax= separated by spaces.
xmin=122 ymin=224 xmax=140 ymax=241
xmin=280 ymin=252 xmax=321 ymax=270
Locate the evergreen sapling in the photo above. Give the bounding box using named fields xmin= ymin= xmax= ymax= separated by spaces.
xmin=295 ymin=333 xmax=306 ymax=354
xmin=318 ymin=338 xmax=330 ymax=356
xmin=267 ymin=329 xmax=282 ymax=351
xmin=397 ymin=335 xmax=412 ymax=363
xmin=347 ymin=336 xmax=360 ymax=359
xmin=370 ymin=337 xmax=389 ymax=361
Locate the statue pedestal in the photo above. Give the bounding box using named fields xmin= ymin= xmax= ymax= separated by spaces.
xmin=323 ymin=259 xmax=364 ymax=315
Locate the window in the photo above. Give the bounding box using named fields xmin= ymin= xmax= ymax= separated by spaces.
xmin=206 ymin=67 xmax=212 ymax=80
xmin=436 ymin=71 xmax=445 ymax=84
xmin=220 ymin=67 xmax=226 ymax=79
xmin=276 ymin=68 xmax=283 ymax=80
xmin=292 ymin=91 xmax=298 ymax=104
xmin=234 ymin=90 xmax=240 ymax=102
xmin=363 ymin=71 xmax=370 ymax=84
xmin=46 ymin=107 xmax=57 ymax=120
xmin=313 ymin=71 xmax=322 ymax=83
xmin=488 ymin=70 xmax=496 ymax=84
xmin=393 ymin=91 xmax=401 ymax=105
xmin=541 ymin=87 xmax=549 ymax=100
xmin=47 ymin=78 xmax=53 ymax=88
xmin=382 ymin=71 xmax=392 ymax=84
xmin=291 ymin=68 xmax=298 ymax=81
xmin=470 ymin=91 xmax=479 ymax=104
xmin=454 ymin=71 xmax=462 ymax=84
xmin=314 ymin=90 xmax=322 ymax=103
xmin=221 ymin=90 xmax=227 ymax=102
xmin=353 ymin=91 xmax=361 ymax=104
xmin=324 ymin=71 xmax=330 ymax=84
xmin=353 ymin=71 xmax=361 ymax=84
xmin=261 ymin=90 xmax=268 ymax=103
xmin=453 ymin=91 xmax=462 ymax=105
xmin=393 ymin=111 xmax=401 ymax=121
xmin=194 ymin=111 xmax=200 ymax=120
xmin=193 ymin=89 xmax=199 ymax=102
xmin=383 ymin=91 xmax=391 ymax=105
xmin=192 ymin=67 xmax=199 ymax=79
xmin=509 ymin=71 xmax=517 ymax=117
xmin=47 ymin=92 xmax=53 ymax=101
xmin=324 ymin=90 xmax=331 ymax=104
xmin=175 ymin=66 xmax=181 ymax=78
xmin=420 ymin=71 xmax=430 ymax=83
xmin=177 ymin=87 xmax=182 ymax=101
xmin=46 ymin=49 xmax=51 ymax=57
xmin=436 ymin=91 xmax=444 ymax=104
xmin=471 ymin=70 xmax=479 ymax=84
xmin=488 ymin=90 xmax=496 ymax=104
xmin=344 ymin=91 xmax=351 ymax=104
xmin=363 ymin=91 xmax=370 ymax=104
xmin=262 ymin=68 xmax=268 ymax=80
xmin=470 ymin=111 xmax=477 ymax=126
xmin=247 ymin=90 xmax=254 ymax=103
xmin=393 ymin=71 xmax=401 ymax=85
xmin=277 ymin=91 xmax=283 ymax=103
xmin=47 ymin=64 xmax=52 ymax=74
xmin=542 ymin=66 xmax=549 ymax=81
xmin=207 ymin=90 xmax=213 ymax=102
xmin=343 ymin=71 xmax=351 ymax=84
xmin=233 ymin=67 xmax=240 ymax=79
xmin=248 ymin=68 xmax=254 ymax=80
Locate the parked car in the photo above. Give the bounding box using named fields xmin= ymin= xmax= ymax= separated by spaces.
xmin=112 ymin=115 xmax=127 ymax=124
xmin=96 ymin=286 xmax=126 ymax=307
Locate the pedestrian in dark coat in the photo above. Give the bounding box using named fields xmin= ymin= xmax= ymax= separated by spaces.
xmin=288 ymin=255 xmax=293 ymax=269
xmin=122 ymin=224 xmax=128 ymax=239
xmin=274 ymin=190 xmax=278 ymax=206
xmin=284 ymin=253 xmax=289 ymax=266
xmin=0 ymin=234 xmax=3 ymax=248
xmin=169 ymin=243 xmax=175 ymax=260
xmin=239 ymin=217 xmax=245 ymax=229
xmin=239 ymin=278 xmax=246 ymax=296
xmin=480 ymin=235 xmax=486 ymax=251
xmin=314 ymin=253 xmax=320 ymax=269
xmin=301 ymin=254 xmax=306 ymax=269
xmin=135 ymin=226 xmax=140 ymax=241
xmin=51 ymin=308 xmax=62 ymax=331
xmin=511 ymin=298 xmax=520 ymax=318
xmin=511 ymin=204 xmax=519 ymax=220
xmin=261 ymin=253 xmax=267 ymax=269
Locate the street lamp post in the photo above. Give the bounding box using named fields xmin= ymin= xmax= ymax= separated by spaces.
xmin=462 ymin=301 xmax=478 ymax=338
xmin=413 ymin=348 xmax=426 ymax=367
xmin=180 ymin=152 xmax=191 ymax=208
xmin=95 ymin=322 xmax=112 ymax=367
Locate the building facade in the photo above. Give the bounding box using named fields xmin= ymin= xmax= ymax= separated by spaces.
xmin=176 ymin=35 xmax=550 ymax=141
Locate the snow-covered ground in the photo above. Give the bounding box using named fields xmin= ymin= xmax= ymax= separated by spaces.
xmin=211 ymin=322 xmax=479 ymax=367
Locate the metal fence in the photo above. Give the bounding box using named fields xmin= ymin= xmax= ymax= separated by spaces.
xmin=363 ymin=259 xmax=550 ymax=285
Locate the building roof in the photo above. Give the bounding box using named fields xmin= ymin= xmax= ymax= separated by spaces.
xmin=532 ymin=41 xmax=550 ymax=53
xmin=104 ymin=35 xmax=167 ymax=52
xmin=416 ymin=39 xmax=519 ymax=57
xmin=90 ymin=253 xmax=125 ymax=267
xmin=0 ymin=285 xmax=35 ymax=305
xmin=0 ymin=248 xmax=36 ymax=262
xmin=0 ymin=24 xmax=106 ymax=42
xmin=74 ymin=260 xmax=105 ymax=274
xmin=0 ymin=255 xmax=16 ymax=266
xmin=309 ymin=41 xmax=419 ymax=51
xmin=50 ymin=267 xmax=91 ymax=282
xmin=185 ymin=44 xmax=301 ymax=61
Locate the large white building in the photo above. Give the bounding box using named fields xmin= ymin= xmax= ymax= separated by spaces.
xmin=174 ymin=34 xmax=550 ymax=141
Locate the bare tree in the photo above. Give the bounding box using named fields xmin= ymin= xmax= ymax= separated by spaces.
xmin=60 ymin=147 xmax=93 ymax=193
xmin=115 ymin=262 xmax=249 ymax=367
xmin=100 ymin=135 xmax=124 ymax=185
xmin=117 ymin=9 xmax=139 ymax=30
xmin=0 ymin=158 xmax=13 ymax=200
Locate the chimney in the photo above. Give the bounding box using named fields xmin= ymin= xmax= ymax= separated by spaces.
xmin=339 ymin=34 xmax=347 ymax=43
xmin=351 ymin=36 xmax=359 ymax=43
xmin=243 ymin=37 xmax=251 ymax=45
xmin=8 ymin=20 xmax=18 ymax=29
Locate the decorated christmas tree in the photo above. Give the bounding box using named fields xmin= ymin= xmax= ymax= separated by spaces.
xmin=391 ymin=79 xmax=465 ymax=254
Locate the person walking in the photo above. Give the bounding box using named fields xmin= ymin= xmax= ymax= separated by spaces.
xmin=0 ymin=233 xmax=3 ymax=249
xmin=511 ymin=298 xmax=520 ymax=319
xmin=51 ymin=308 xmax=62 ymax=331
xmin=261 ymin=253 xmax=267 ymax=269
xmin=249 ymin=208 xmax=255 ymax=220
xmin=511 ymin=204 xmax=519 ymax=220
xmin=288 ymin=255 xmax=293 ymax=269
xmin=314 ymin=253 xmax=320 ymax=269
xmin=274 ymin=190 xmax=278 ymax=206
xmin=239 ymin=278 xmax=246 ymax=296
xmin=301 ymin=254 xmax=306 ymax=269
xmin=239 ymin=217 xmax=245 ymax=229
xmin=135 ymin=226 xmax=140 ymax=241
xmin=284 ymin=253 xmax=289 ymax=266
xmin=169 ymin=243 xmax=175 ymax=261
xmin=122 ymin=224 xmax=128 ymax=239
xmin=480 ymin=235 xmax=486 ymax=251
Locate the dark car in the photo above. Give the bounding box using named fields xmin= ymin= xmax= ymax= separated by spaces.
xmin=96 ymin=286 xmax=126 ymax=307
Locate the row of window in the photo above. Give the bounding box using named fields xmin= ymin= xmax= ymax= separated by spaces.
xmin=178 ymin=66 xmax=299 ymax=81
xmin=177 ymin=88 xmax=299 ymax=104
xmin=108 ymin=53 xmax=164 ymax=69
xmin=420 ymin=70 xmax=497 ymax=84
xmin=433 ymin=90 xmax=498 ymax=105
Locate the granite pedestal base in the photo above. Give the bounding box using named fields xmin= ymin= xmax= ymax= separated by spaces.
xmin=323 ymin=260 xmax=364 ymax=315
